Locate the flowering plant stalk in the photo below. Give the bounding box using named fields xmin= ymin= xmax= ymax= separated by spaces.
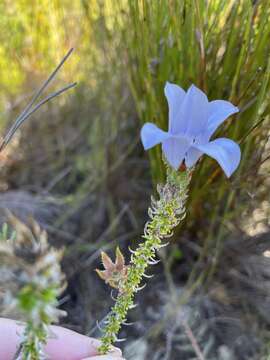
xmin=98 ymin=165 xmax=191 ymax=353
xmin=97 ymin=81 xmax=240 ymax=354
xmin=0 ymin=213 xmax=66 ymax=360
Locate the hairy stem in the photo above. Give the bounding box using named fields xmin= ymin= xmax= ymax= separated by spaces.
xmin=99 ymin=167 xmax=191 ymax=354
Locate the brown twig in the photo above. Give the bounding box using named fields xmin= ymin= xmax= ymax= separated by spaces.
xmin=182 ymin=318 xmax=206 ymax=360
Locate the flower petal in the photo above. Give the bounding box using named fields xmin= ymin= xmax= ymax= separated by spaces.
xmin=194 ymin=138 xmax=241 ymax=177
xmin=185 ymin=146 xmax=203 ymax=167
xmin=162 ymin=136 xmax=191 ymax=170
xmin=180 ymin=84 xmax=209 ymax=137
xmin=141 ymin=122 xmax=170 ymax=150
xmin=164 ymin=82 xmax=186 ymax=134
xmin=207 ymin=100 xmax=239 ymax=138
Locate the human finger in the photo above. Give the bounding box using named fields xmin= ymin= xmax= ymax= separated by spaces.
xmin=82 ymin=356 xmax=124 ymax=360
xmin=46 ymin=325 xmax=122 ymax=359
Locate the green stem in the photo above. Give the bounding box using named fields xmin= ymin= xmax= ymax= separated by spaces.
xmin=18 ymin=322 xmax=47 ymax=360
xmin=99 ymin=166 xmax=191 ymax=354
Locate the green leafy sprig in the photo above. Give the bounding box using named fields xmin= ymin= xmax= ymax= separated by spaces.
xmin=98 ymin=166 xmax=191 ymax=354
xmin=0 ymin=213 xmax=66 ymax=360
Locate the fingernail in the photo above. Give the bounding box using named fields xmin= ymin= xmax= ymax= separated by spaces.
xmin=111 ymin=347 xmax=122 ymax=356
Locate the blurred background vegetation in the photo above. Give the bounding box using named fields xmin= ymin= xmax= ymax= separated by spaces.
xmin=0 ymin=0 xmax=270 ymax=359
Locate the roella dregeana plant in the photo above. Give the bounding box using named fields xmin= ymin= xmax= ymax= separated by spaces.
xmin=97 ymin=82 xmax=241 ymax=354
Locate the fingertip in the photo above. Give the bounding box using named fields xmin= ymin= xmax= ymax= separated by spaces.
xmin=46 ymin=326 xmax=102 ymax=358
xmin=46 ymin=325 xmax=123 ymax=359
xmin=97 ymin=344 xmax=122 ymax=357
xmin=83 ymin=345 xmax=123 ymax=359
xmin=82 ymin=356 xmax=124 ymax=360
xmin=110 ymin=346 xmax=122 ymax=356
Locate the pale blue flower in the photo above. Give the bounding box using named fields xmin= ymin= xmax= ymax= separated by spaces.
xmin=141 ymin=82 xmax=241 ymax=177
